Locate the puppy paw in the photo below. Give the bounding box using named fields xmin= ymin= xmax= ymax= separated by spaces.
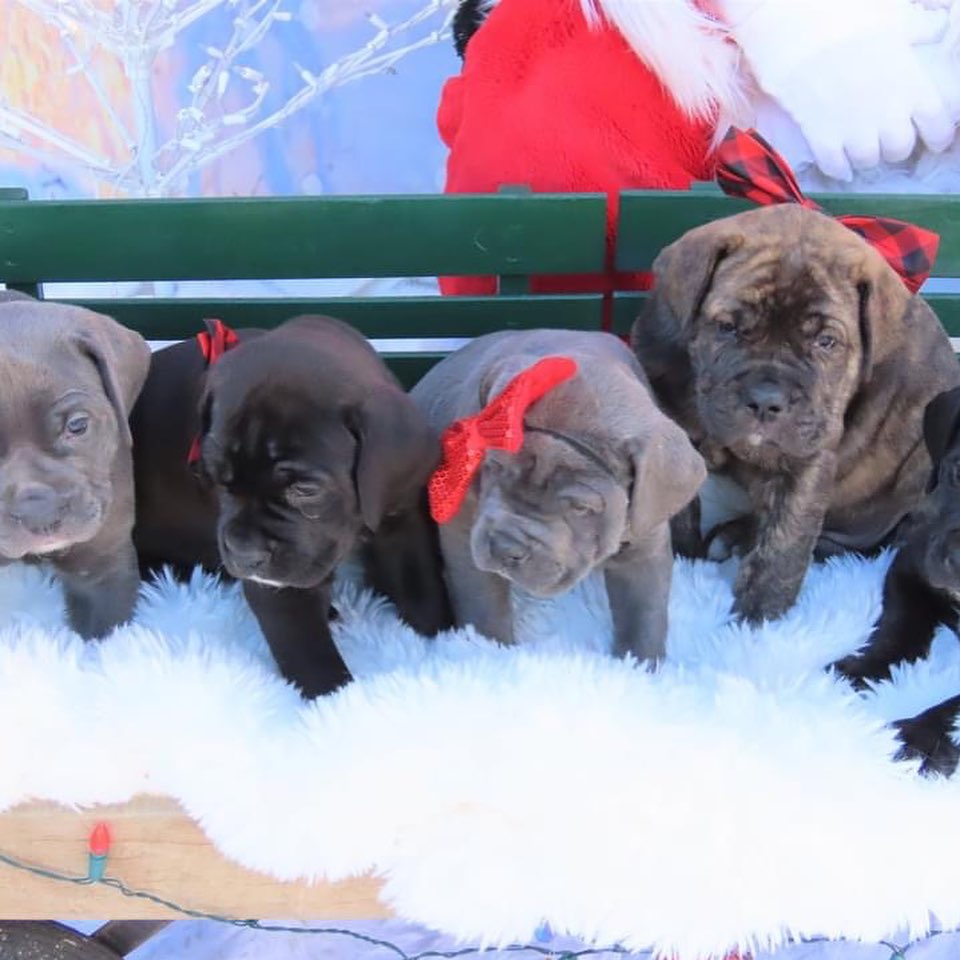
xmin=704 ymin=516 xmax=755 ymax=563
xmin=893 ymin=696 xmax=960 ymax=778
xmin=829 ymin=653 xmax=888 ymax=690
xmin=731 ymin=556 xmax=799 ymax=624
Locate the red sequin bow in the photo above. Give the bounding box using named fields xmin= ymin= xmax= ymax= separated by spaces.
xmin=186 ymin=317 xmax=240 ymax=465
xmin=715 ymin=127 xmax=939 ymax=294
xmin=428 ymin=356 xmax=578 ymax=524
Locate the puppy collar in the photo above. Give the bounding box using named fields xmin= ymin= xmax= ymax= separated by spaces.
xmin=428 ymin=356 xmax=578 ymax=524
xmin=186 ymin=318 xmax=240 ymax=465
xmin=715 ymin=127 xmax=939 ymax=294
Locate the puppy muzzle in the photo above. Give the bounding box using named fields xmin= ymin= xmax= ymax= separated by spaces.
xmin=701 ymin=366 xmax=822 ymax=461
xmin=472 ymin=525 xmax=579 ymax=597
xmin=0 ymin=483 xmax=103 ymax=558
xmin=219 ymin=527 xmax=342 ymax=590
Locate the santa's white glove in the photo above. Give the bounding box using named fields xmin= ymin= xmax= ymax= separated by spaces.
xmin=721 ymin=0 xmax=956 ymax=181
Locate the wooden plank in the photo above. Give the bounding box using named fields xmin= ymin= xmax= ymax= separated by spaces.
xmin=616 ymin=191 xmax=960 ymax=277
xmin=615 ymin=291 xmax=960 ymax=337
xmin=0 ymin=795 xmax=389 ymax=920
xmin=0 ymin=193 xmax=608 ymax=283
xmin=63 ymin=294 xmax=604 ymax=340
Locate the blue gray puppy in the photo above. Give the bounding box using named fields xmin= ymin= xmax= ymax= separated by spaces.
xmin=412 ymin=329 xmax=705 ymax=663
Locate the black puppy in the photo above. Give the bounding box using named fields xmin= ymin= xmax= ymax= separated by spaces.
xmin=835 ymin=385 xmax=960 ymax=775
xmin=132 ymin=315 xmax=453 ymax=698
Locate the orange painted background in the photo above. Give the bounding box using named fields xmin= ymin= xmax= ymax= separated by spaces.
xmin=0 ymin=0 xmax=457 ymax=199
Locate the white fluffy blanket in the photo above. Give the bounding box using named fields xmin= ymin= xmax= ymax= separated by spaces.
xmin=3 ymin=552 xmax=960 ymax=960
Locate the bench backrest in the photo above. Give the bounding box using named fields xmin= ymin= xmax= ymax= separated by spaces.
xmin=1 ymin=186 xmax=958 ymax=385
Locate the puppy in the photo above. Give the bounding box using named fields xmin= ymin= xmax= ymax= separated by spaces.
xmin=131 ymin=315 xmax=452 ymax=698
xmin=411 ymin=329 xmax=706 ymax=662
xmin=633 ymin=204 xmax=960 ymax=624
xmin=836 ymin=386 xmax=960 ymax=685
xmin=0 ymin=290 xmax=151 ymax=637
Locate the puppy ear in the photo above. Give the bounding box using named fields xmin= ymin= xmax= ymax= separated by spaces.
xmin=855 ymin=252 xmax=914 ymax=384
xmin=74 ymin=311 xmax=151 ymax=447
xmin=625 ymin=413 xmax=706 ymax=537
xmin=631 ymin=225 xmax=743 ymax=418
xmin=190 ymin=383 xmax=216 ymax=480
xmin=634 ymin=224 xmax=744 ymax=350
xmin=348 ymin=388 xmax=441 ymax=532
xmin=923 ymin=386 xmax=960 ymax=467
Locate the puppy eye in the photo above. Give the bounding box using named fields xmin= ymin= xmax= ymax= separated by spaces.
xmin=64 ymin=414 xmax=89 ymax=437
xmin=287 ymin=481 xmax=323 ymax=501
xmin=815 ymin=333 xmax=838 ymax=351
xmin=716 ymin=319 xmax=737 ymax=337
xmin=565 ymin=498 xmax=598 ymax=516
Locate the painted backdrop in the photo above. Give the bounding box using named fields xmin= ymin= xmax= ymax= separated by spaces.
xmin=0 ymin=0 xmax=459 ymax=199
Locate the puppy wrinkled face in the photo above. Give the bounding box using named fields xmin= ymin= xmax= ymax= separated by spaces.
xmin=470 ymin=434 xmax=628 ymax=597
xmin=0 ymin=364 xmax=118 ymax=560
xmin=201 ymin=386 xmax=364 ymax=590
xmin=690 ymin=253 xmax=862 ymax=467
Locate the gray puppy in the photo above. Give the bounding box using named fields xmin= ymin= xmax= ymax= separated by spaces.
xmin=411 ymin=329 xmax=706 ymax=662
xmin=0 ymin=291 xmax=151 ymax=637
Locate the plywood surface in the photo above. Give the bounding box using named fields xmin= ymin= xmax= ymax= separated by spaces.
xmin=0 ymin=794 xmax=390 ymax=920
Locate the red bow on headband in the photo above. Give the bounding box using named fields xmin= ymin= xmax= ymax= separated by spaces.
xmin=186 ymin=317 xmax=240 ymax=465
xmin=715 ymin=127 xmax=939 ymax=294
xmin=428 ymin=356 xmax=578 ymax=524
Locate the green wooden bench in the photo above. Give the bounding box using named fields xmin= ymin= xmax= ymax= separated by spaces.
xmin=1 ymin=185 xmax=958 ymax=386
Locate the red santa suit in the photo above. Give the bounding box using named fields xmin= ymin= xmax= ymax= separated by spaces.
xmin=437 ymin=0 xmax=960 ymax=302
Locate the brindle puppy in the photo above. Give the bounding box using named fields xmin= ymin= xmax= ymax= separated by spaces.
xmin=633 ymin=204 xmax=960 ymax=624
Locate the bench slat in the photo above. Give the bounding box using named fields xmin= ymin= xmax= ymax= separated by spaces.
xmin=381 ymin=352 xmax=447 ymax=389
xmin=0 ymin=194 xmax=607 ymax=283
xmin=616 ymin=191 xmax=960 ymax=277
xmin=613 ymin=291 xmax=960 ymax=337
xmin=66 ymin=294 xmax=603 ymax=341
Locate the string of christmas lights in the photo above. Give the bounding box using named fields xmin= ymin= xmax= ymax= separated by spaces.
xmin=0 ymin=824 xmax=946 ymax=960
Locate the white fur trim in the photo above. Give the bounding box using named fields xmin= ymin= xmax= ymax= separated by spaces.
xmin=4 ymin=553 xmax=960 ymax=956
xmin=580 ymin=0 xmax=746 ymax=117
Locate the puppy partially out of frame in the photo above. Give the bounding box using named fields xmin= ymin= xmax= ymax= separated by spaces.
xmin=0 ymin=290 xmax=151 ymax=638
xmin=411 ymin=329 xmax=706 ymax=663
xmin=633 ymin=205 xmax=960 ymax=625
xmin=132 ymin=314 xmax=453 ymax=698
xmin=834 ymin=385 xmax=960 ymax=776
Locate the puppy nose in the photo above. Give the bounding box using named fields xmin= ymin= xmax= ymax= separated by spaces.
xmin=742 ymin=380 xmax=787 ymax=423
xmin=8 ymin=484 xmax=62 ymax=530
xmin=221 ymin=531 xmax=270 ymax=570
xmin=489 ymin=530 xmax=530 ymax=567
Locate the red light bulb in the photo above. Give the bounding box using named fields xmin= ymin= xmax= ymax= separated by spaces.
xmin=88 ymin=822 xmax=111 ymax=856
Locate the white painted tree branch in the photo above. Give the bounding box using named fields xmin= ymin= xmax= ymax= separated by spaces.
xmin=7 ymin=0 xmax=458 ymax=196
xmin=157 ymin=0 xmax=457 ymax=194
xmin=0 ymin=104 xmax=117 ymax=177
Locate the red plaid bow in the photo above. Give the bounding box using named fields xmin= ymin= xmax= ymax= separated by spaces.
xmin=186 ymin=317 xmax=240 ymax=465
xmin=715 ymin=127 xmax=939 ymax=294
xmin=428 ymin=356 xmax=578 ymax=524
